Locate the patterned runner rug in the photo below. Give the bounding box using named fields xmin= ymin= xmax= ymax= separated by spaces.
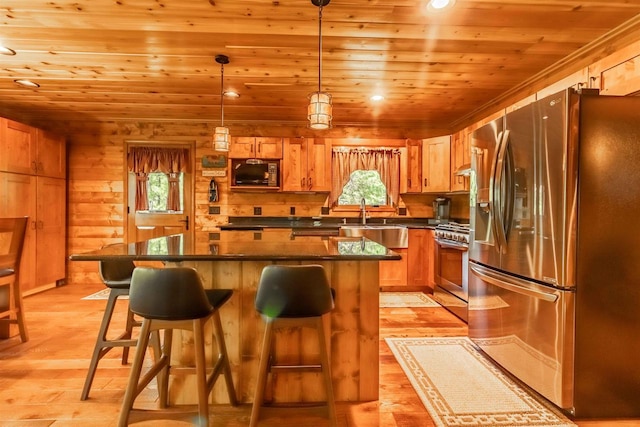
xmin=379 ymin=292 xmax=440 ymax=308
xmin=385 ymin=337 xmax=576 ymax=427
xmin=82 ymin=288 xmax=127 ymax=300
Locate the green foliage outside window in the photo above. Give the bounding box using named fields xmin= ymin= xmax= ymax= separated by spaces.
xmin=337 ymin=170 xmax=387 ymax=206
xmin=146 ymin=172 xmax=184 ymax=212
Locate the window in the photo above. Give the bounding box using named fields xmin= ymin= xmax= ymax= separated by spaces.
xmin=146 ymin=172 xmax=184 ymax=212
xmin=337 ymin=170 xmax=387 ymax=206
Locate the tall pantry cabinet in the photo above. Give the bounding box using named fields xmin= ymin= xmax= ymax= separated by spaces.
xmin=0 ymin=118 xmax=67 ymax=298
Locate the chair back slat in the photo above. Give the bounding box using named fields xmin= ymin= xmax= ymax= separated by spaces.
xmin=0 ymin=217 xmax=28 ymax=271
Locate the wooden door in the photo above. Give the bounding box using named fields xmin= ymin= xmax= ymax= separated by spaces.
xmin=0 ymin=119 xmax=37 ymax=175
xmin=407 ymin=229 xmax=430 ymax=289
xmin=229 ymin=137 xmax=255 ymax=158
xmin=405 ymin=139 xmax=422 ymax=193
xmin=0 ymin=172 xmax=37 ymax=293
xmin=36 ymin=129 xmax=66 ymax=179
xmin=422 ymin=136 xmax=451 ymax=193
xmin=35 ymin=177 xmax=66 ymax=290
xmin=126 ymin=144 xmax=193 ymax=243
xmin=379 ymin=248 xmax=408 ymax=286
xmin=308 ymin=138 xmax=332 ymax=191
xmin=282 ymin=138 xmax=306 ymax=191
xmin=255 ymin=137 xmax=282 ymax=159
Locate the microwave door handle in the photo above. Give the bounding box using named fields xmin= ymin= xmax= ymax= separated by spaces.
xmin=470 ymin=263 xmax=558 ymax=303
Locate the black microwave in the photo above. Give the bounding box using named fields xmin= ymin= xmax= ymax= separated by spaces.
xmin=231 ymin=159 xmax=279 ymax=187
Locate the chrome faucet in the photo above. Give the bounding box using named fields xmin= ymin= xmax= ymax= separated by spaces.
xmin=360 ymin=198 xmax=367 ymax=225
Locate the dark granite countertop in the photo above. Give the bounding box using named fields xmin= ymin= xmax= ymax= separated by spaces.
xmin=220 ymin=216 xmax=441 ymax=230
xmin=69 ymin=230 xmax=401 ymax=262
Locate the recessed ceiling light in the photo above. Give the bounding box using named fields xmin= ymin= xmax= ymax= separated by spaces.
xmin=427 ymin=0 xmax=456 ymax=11
xmin=0 ymin=46 xmax=16 ymax=55
xmin=370 ymin=94 xmax=385 ymax=102
xmin=14 ymin=79 xmax=40 ymax=88
xmin=224 ymin=90 xmax=240 ymax=98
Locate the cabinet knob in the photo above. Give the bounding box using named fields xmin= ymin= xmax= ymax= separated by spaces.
xmin=424 ymin=178 xmax=428 ymax=187
xmin=308 ymin=177 xmax=312 ymax=189
xmin=32 ymin=161 xmax=38 ymax=172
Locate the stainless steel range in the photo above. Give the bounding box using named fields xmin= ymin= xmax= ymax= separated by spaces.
xmin=433 ymin=222 xmax=469 ymax=322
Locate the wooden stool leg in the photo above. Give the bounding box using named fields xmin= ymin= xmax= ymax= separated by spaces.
xmin=250 ymin=319 xmax=274 ymax=427
xmin=12 ymin=279 xmax=28 ymax=343
xmin=212 ymin=310 xmax=237 ymax=405
xmin=193 ymin=318 xmax=209 ymax=427
xmin=317 ymin=317 xmax=337 ymax=427
xmin=157 ymin=328 xmax=173 ymax=409
xmin=81 ymin=290 xmax=119 ymax=400
xmin=118 ymin=318 xmax=152 ymax=427
xmin=121 ymin=307 xmax=136 ymax=364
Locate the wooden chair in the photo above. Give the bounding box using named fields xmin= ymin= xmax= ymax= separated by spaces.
xmin=0 ymin=217 xmax=29 ymax=343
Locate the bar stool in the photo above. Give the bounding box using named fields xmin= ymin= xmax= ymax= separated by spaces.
xmin=118 ymin=267 xmax=237 ymax=427
xmin=81 ymin=254 xmax=139 ymax=400
xmin=0 ymin=217 xmax=29 ymax=343
xmin=250 ymin=264 xmax=336 ymax=427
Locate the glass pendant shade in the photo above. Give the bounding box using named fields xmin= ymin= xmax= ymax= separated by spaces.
xmin=213 ymin=126 xmax=230 ymax=151
xmin=308 ymin=91 xmax=333 ymax=130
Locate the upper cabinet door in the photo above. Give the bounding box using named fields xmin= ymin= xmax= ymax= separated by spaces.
xmin=36 ymin=129 xmax=66 ymax=178
xmin=282 ymin=138 xmax=306 ymax=191
xmin=307 ymin=138 xmax=331 ymax=191
xmin=229 ymin=137 xmax=283 ymax=159
xmin=403 ymin=139 xmax=422 ymax=193
xmin=422 ymin=136 xmax=451 ymax=193
xmin=450 ymin=131 xmax=470 ymax=192
xmin=0 ymin=118 xmax=37 ymax=175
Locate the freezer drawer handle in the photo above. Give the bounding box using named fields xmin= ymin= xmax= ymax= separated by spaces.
xmin=470 ymin=264 xmax=558 ymax=303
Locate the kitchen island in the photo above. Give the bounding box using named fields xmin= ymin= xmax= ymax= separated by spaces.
xmin=70 ymin=230 xmax=400 ymax=405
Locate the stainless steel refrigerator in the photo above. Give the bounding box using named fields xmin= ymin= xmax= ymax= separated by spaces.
xmin=468 ymin=88 xmax=640 ymax=419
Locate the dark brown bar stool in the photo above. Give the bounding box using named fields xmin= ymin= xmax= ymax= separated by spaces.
xmin=0 ymin=217 xmax=29 ymax=343
xmin=250 ymin=264 xmax=336 ymax=427
xmin=81 ymin=254 xmax=139 ymax=400
xmin=118 ymin=267 xmax=237 ymax=427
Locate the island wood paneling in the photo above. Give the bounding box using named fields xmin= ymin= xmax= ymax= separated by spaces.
xmin=168 ymin=258 xmax=380 ymax=405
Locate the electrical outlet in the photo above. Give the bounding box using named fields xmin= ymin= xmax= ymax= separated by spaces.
xmin=290 ymin=206 xmax=296 ymax=215
xmin=399 ymin=207 xmax=407 ymax=216
xmin=209 ymin=232 xmax=220 ymax=241
xmin=321 ymin=206 xmax=330 ymax=215
xmin=209 ymin=206 xmax=220 ymax=215
xmin=254 ymin=207 xmax=262 ymax=215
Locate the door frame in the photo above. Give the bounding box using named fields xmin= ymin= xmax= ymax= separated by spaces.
xmin=124 ymin=140 xmax=195 ymax=243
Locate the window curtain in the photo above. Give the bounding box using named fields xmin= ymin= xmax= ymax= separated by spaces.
xmin=127 ymin=147 xmax=189 ymax=211
xmin=331 ymin=147 xmax=401 ymax=207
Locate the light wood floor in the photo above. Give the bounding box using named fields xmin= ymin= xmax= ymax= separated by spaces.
xmin=0 ymin=283 xmax=637 ymax=426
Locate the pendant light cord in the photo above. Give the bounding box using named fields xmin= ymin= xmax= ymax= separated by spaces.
xmin=318 ymin=4 xmax=323 ymax=94
xmin=220 ymin=62 xmax=225 ymax=127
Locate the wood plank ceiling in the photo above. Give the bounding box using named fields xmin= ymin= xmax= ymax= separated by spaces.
xmin=1 ymin=0 xmax=640 ymax=132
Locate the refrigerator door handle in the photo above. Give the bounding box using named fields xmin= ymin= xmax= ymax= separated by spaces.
xmin=470 ymin=263 xmax=559 ymax=303
xmin=493 ymin=130 xmax=510 ymax=250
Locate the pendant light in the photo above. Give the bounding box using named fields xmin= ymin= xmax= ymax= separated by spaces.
xmin=308 ymin=0 xmax=332 ymax=130
xmin=213 ymin=54 xmax=230 ymax=151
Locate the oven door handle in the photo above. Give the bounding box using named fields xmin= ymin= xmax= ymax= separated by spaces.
xmin=470 ymin=263 xmax=558 ymax=302
xmin=435 ymin=239 xmax=468 ymax=251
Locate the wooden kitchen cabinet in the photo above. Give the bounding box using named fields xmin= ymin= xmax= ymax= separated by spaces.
xmin=0 ymin=119 xmax=66 ymax=301
xmin=0 ymin=172 xmax=66 ymax=298
xmin=229 ymin=137 xmax=283 ymax=159
xmin=450 ymin=131 xmax=470 ymax=192
xmin=282 ymin=137 xmax=331 ymax=192
xmin=379 ymin=248 xmax=408 ymax=286
xmin=400 ymin=139 xmax=422 ymax=193
xmin=422 ymin=136 xmax=451 ymax=193
xmin=0 ymin=119 xmax=66 ymax=178
xmin=407 ymin=228 xmax=434 ymax=291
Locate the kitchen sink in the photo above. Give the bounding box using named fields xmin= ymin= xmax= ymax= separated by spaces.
xmin=339 ymin=225 xmax=408 ymax=249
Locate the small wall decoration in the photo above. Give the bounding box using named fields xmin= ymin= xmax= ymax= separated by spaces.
xmin=201 ymin=154 xmax=227 ymax=168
